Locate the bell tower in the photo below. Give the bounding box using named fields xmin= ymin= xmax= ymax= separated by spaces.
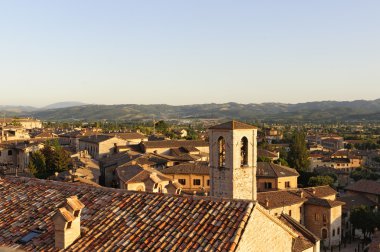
xmin=208 ymin=120 xmax=257 ymax=201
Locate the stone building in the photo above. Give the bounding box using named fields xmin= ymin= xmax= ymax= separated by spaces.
xmin=208 ymin=120 xmax=257 ymax=200
xmin=78 ymin=135 xmax=128 ymax=159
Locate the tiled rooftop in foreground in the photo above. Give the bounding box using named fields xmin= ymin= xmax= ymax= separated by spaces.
xmin=0 ymin=176 xmax=254 ymax=251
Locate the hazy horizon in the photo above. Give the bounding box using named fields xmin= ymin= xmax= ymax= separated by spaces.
xmin=2 ymin=98 xmax=380 ymax=109
xmin=1 ymin=1 xmax=379 ymax=106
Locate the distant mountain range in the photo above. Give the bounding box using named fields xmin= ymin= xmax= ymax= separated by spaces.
xmin=1 ymin=99 xmax=380 ymax=122
xmin=41 ymin=102 xmax=87 ymax=110
xmin=0 ymin=102 xmax=87 ymax=115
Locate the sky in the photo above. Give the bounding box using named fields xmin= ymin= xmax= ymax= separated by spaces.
xmin=0 ymin=1 xmax=379 ymax=107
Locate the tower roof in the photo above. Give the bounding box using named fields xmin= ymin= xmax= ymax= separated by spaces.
xmin=208 ymin=120 xmax=257 ymax=130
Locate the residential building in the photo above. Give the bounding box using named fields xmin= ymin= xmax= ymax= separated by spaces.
xmin=256 ymin=162 xmax=299 ymax=191
xmin=161 ymin=162 xmax=210 ymax=193
xmin=0 ymin=126 xmax=30 ymax=142
xmin=0 ymin=117 xmax=42 ymax=129
xmin=257 ymin=186 xmax=344 ymax=248
xmin=78 ymin=135 xmax=128 ymax=159
xmin=345 ymin=179 xmax=380 ymax=204
xmin=140 ymin=140 xmax=209 ymax=155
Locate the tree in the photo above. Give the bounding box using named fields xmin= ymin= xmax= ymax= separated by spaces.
xmin=287 ymin=130 xmax=310 ymax=172
xmin=155 ymin=120 xmax=169 ymax=134
xmin=29 ymin=150 xmax=46 ymax=178
xmin=274 ymin=158 xmax=289 ymax=167
xmin=350 ymin=205 xmax=379 ymax=239
xmin=350 ymin=168 xmax=380 ymax=182
xmin=257 ymin=156 xmax=272 ymax=162
xmin=308 ymin=175 xmax=334 ymax=187
xmin=31 ymin=140 xmax=72 ymax=179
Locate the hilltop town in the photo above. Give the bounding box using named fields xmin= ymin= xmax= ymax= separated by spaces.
xmin=1 ymin=117 xmax=380 ymax=251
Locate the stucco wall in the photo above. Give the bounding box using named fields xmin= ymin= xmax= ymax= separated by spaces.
xmin=236 ymin=206 xmax=294 ymax=252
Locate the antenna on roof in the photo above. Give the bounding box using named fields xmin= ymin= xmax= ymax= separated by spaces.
xmin=153 ymin=116 xmax=156 ymax=135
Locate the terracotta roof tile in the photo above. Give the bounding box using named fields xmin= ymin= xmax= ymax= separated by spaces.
xmin=345 ymin=179 xmax=380 ymax=196
xmin=257 ymin=162 xmax=299 ymax=178
xmin=0 ymin=176 xmax=255 ymax=251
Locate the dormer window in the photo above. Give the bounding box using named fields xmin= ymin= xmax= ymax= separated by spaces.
xmin=67 ymin=221 xmax=72 ymax=229
xmin=218 ymin=137 xmax=226 ymax=167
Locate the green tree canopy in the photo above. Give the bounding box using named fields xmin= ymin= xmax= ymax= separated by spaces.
xmin=308 ymin=175 xmax=335 ymax=187
xmin=350 ymin=205 xmax=380 ymax=239
xmin=30 ymin=140 xmax=72 ymax=179
xmin=350 ymin=168 xmax=380 ymax=182
xmin=287 ymin=130 xmax=310 ymax=172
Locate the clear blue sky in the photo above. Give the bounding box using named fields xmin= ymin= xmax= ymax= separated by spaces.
xmin=1 ymin=1 xmax=379 ymax=107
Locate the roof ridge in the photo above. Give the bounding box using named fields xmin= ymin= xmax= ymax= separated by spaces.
xmin=280 ymin=213 xmax=320 ymax=243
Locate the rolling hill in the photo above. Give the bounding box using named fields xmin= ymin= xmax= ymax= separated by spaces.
xmin=12 ymin=99 xmax=380 ymax=122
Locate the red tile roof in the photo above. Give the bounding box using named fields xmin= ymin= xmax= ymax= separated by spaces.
xmin=257 ymin=186 xmax=337 ymax=210
xmin=345 ymin=179 xmax=380 ymax=196
xmin=305 ymin=198 xmax=345 ymax=208
xmin=257 ymin=162 xmax=299 ymax=178
xmin=161 ymin=163 xmax=210 ymax=175
xmin=142 ymin=140 xmax=208 ymax=149
xmin=0 ymin=176 xmax=255 ymax=251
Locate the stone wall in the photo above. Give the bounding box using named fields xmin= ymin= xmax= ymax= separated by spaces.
xmin=209 ymin=128 xmax=257 ymax=201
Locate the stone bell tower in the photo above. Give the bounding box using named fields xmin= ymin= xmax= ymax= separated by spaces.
xmin=208 ymin=120 xmax=257 ymax=201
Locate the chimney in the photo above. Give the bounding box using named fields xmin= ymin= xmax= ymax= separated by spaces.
xmin=297 ymin=190 xmax=304 ymax=198
xmin=52 ymin=196 xmax=85 ymax=249
xmin=311 ymin=188 xmax=316 ymax=195
xmin=264 ymin=198 xmax=269 ymax=208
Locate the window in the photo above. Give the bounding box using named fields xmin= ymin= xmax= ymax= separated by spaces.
xmin=321 ymin=229 xmax=328 ymax=239
xmin=315 ymin=213 xmax=320 ymax=221
xmin=240 ymin=137 xmax=248 ymax=166
xmin=67 ymin=221 xmax=72 ymax=229
xmin=193 ymin=179 xmax=201 ymax=186
xmin=337 ymin=227 xmax=340 ymax=235
xmin=8 ymin=150 xmax=12 ymax=156
xmin=323 ymin=214 xmax=327 ymax=222
xmin=289 ymin=210 xmax=292 ymax=217
xmin=264 ymin=182 xmax=272 ymax=189
xmin=218 ymin=137 xmax=226 ymax=167
xmin=157 ymin=184 xmax=163 ymax=193
xmin=332 ymin=229 xmax=335 ymax=237
xmin=178 ymin=179 xmax=186 ymax=185
xmin=207 ymin=180 xmax=210 ymax=186
xmin=285 ymin=181 xmax=290 ymax=188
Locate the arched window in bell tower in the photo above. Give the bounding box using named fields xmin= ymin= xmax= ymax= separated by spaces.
xmin=241 ymin=137 xmax=248 ymax=167
xmin=218 ymin=136 xmax=226 ymax=167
